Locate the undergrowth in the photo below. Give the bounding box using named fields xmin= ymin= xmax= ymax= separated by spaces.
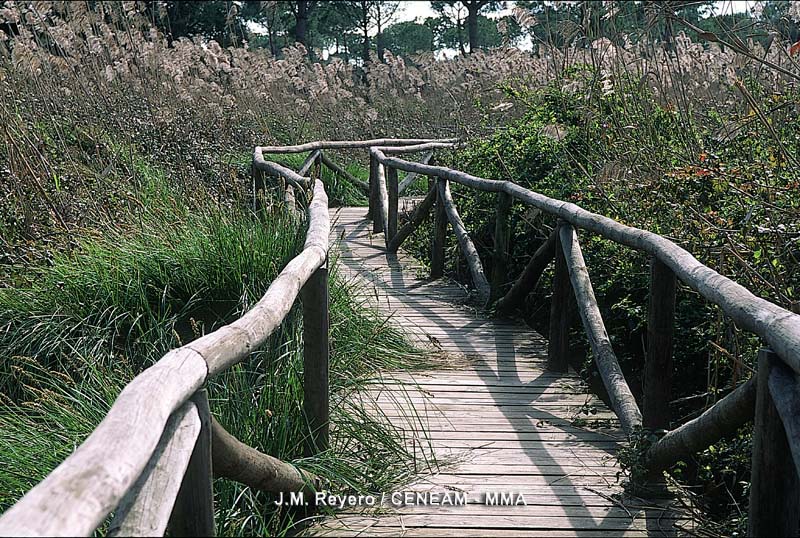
xmin=0 ymin=171 xmax=428 ymax=536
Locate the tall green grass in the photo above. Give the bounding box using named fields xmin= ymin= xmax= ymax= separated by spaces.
xmin=0 ymin=172 xmax=429 ymax=536
xmin=264 ymin=152 xmax=369 ymax=207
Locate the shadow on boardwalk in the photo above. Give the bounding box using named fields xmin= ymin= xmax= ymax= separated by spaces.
xmin=308 ymin=206 xmax=691 ymax=537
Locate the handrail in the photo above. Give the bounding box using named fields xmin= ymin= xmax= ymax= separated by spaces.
xmin=257 ymin=138 xmax=458 ymax=154
xmin=367 ymin=145 xmax=800 ymax=535
xmin=6 ymin=137 xmax=800 ymax=536
xmin=0 ymin=179 xmax=330 ymax=536
xmin=370 ymin=148 xmax=800 ymax=375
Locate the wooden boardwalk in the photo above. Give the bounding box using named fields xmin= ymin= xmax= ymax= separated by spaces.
xmin=309 ymin=205 xmax=690 ymax=537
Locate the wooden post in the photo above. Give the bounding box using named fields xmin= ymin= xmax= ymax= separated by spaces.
xmin=643 ymin=258 xmax=676 ymax=431
xmin=302 ymin=264 xmax=330 ymax=456
xmin=369 ymin=154 xmax=382 ymax=232
xmin=748 ymin=348 xmax=800 ymax=537
xmin=168 ymin=390 xmax=215 ymax=537
xmin=491 ymin=191 xmax=512 ymax=303
xmin=252 ymin=163 xmax=265 ymax=213
xmin=547 ymin=221 xmax=570 ymax=373
xmin=431 ymin=177 xmax=447 ymax=279
xmin=387 ymin=166 xmax=399 ymax=244
xmin=312 ymin=151 xmax=322 ymax=179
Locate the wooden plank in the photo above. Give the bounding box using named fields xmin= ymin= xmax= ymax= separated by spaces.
xmin=323 ymin=203 xmax=684 ymax=536
xmin=311 ymin=514 xmax=683 ymax=530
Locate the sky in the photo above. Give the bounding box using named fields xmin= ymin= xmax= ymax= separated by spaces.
xmin=394 ymin=0 xmax=751 ymax=24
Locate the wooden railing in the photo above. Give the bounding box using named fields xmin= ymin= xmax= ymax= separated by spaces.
xmin=3 ymin=137 xmax=800 ymax=537
xmin=365 ymin=146 xmax=800 ymax=537
xmin=0 ymin=138 xmax=453 ymax=537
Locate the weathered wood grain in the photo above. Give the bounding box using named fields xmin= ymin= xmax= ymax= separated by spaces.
xmin=431 ymin=177 xmax=447 ymax=279
xmin=319 ymin=152 xmax=370 ymax=192
xmin=388 ymin=183 xmax=436 ymax=253
xmin=377 ymin=141 xmax=458 ymax=154
xmin=497 ymin=229 xmax=556 ymax=313
xmin=559 ymin=224 xmax=642 ymax=435
xmin=372 ymin=149 xmax=800 ymax=375
xmin=258 ymin=138 xmax=458 ymax=154
xmin=748 ymin=349 xmax=800 ymax=537
xmin=387 ymin=166 xmax=399 ymax=243
xmin=490 ymin=191 xmax=512 ymax=304
xmin=438 ymin=179 xmax=490 ymax=305
xmin=253 ymin=147 xmax=310 ymax=189
xmin=548 ymin=222 xmax=571 ymax=374
xmin=298 ymin=150 xmax=322 ymax=176
xmin=107 ymin=401 xmax=201 ymax=537
xmin=302 ymin=265 xmax=330 ymax=455
xmin=194 ymin=179 xmax=329 ymax=376
xmin=398 ymin=151 xmax=434 ymax=194
xmin=768 ymin=354 xmax=800 ymax=482
xmin=0 ymin=348 xmax=208 ymax=536
xmin=322 ymin=206 xmax=685 ymax=537
xmin=646 ymin=376 xmax=756 ymax=471
xmin=168 ymin=391 xmax=215 ymax=537
xmin=212 ymin=418 xmax=318 ymax=494
xmin=643 ymin=258 xmax=676 ymax=430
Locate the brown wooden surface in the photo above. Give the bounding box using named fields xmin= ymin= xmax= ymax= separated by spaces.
xmin=548 ymin=221 xmax=571 ymax=374
xmin=431 ymin=178 xmax=447 ymax=279
xmin=169 ymin=390 xmax=215 ymax=537
xmin=491 ymin=191 xmax=512 ymax=304
xmin=559 ymin=224 xmax=642 ymax=436
xmin=387 ymin=166 xmax=399 ymax=242
xmin=643 ymin=258 xmax=676 ymax=431
xmin=372 ymin=149 xmax=800 ymax=375
xmin=748 ymin=349 xmax=800 ymax=537
xmin=302 ymin=265 xmax=330 ymax=455
xmin=310 ymin=206 xmax=690 ymax=536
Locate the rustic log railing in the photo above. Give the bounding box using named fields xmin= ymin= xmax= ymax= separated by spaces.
xmin=0 ymin=138 xmax=452 ymax=537
xmin=4 ymin=137 xmax=800 ymax=537
xmin=366 ymin=146 xmax=800 ymax=537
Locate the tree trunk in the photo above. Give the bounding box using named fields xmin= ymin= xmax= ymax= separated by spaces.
xmin=295 ymin=0 xmax=309 ymax=47
xmin=467 ymin=5 xmax=479 ymax=53
xmin=457 ymin=18 xmax=467 ymax=55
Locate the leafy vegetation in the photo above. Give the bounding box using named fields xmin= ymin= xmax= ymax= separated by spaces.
xmin=3 ymin=1 xmax=800 ymax=536
xmin=0 ymin=167 xmax=429 ymax=535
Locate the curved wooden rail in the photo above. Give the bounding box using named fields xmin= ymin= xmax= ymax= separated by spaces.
xmin=258 ymin=138 xmax=458 ymax=154
xmin=371 ymin=148 xmax=800 ymax=374
xmin=368 ymin=146 xmax=800 ymax=535
xmin=6 ymin=137 xmax=800 ymax=537
xmin=0 ymin=178 xmax=330 ymax=537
